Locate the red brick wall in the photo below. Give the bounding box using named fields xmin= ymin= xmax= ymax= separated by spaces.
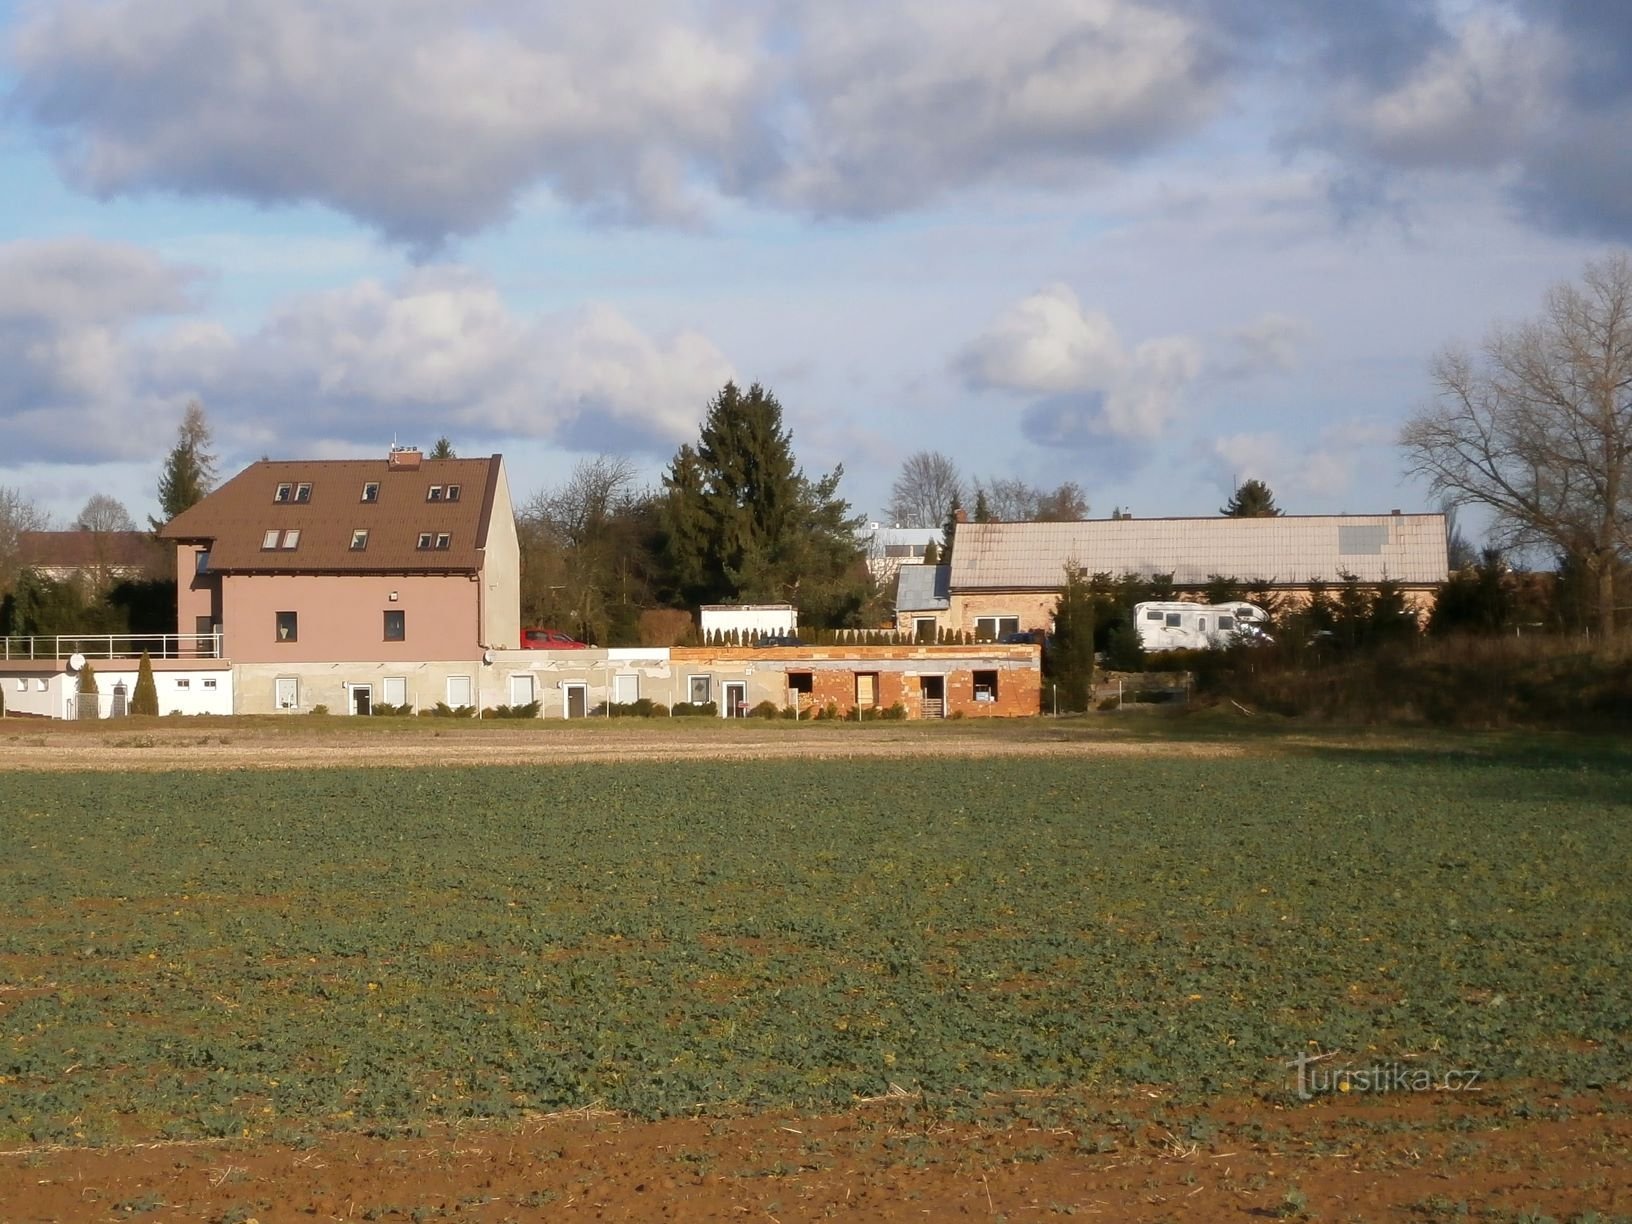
xmin=668 ymin=645 xmax=1041 ymax=718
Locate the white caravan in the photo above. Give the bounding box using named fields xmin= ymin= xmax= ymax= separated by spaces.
xmin=1133 ymin=601 xmax=1271 ymax=651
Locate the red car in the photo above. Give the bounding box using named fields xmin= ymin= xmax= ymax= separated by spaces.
xmin=520 ymin=627 xmax=587 ymax=650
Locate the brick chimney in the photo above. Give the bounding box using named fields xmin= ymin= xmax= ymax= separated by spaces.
xmin=388 ymin=446 xmax=422 ymax=471
xmin=954 ymin=508 xmax=969 ymax=524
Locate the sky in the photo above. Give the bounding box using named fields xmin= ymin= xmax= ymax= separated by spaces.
xmin=1 ymin=0 xmax=1629 ymax=534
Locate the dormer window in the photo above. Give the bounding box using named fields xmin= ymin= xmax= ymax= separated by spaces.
xmin=281 ymin=529 xmax=301 ymax=549
xmin=416 ymin=532 xmax=433 ymax=550
xmin=262 ymin=529 xmax=281 ymax=549
xmin=361 ymin=482 xmax=379 ymax=503
xmin=274 ymin=483 xmax=292 ymax=503
xmin=434 ymin=533 xmax=451 ymax=550
xmin=427 ymin=485 xmax=444 ymax=502
xmin=294 ymin=483 xmax=312 ymax=503
xmin=350 ymin=529 xmax=369 ymax=551
xmin=446 ymin=484 xmax=461 ymax=502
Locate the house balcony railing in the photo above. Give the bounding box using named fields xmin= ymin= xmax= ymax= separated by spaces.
xmin=0 ymin=632 xmax=224 ymax=661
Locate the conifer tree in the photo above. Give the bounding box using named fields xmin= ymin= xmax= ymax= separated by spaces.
xmin=151 ymin=401 xmax=217 ymax=529
xmin=660 ymin=382 xmax=866 ymax=622
xmin=1220 ymin=479 xmax=1282 ymax=518
xmin=131 ymin=652 xmax=159 ymax=716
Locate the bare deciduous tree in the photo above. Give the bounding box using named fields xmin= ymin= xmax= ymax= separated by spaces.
xmin=974 ymin=477 xmax=1090 ymax=522
xmin=75 ymin=494 xmax=136 ymax=534
xmin=1 ymin=486 xmax=50 ymax=594
xmin=887 ymin=451 xmax=964 ymax=528
xmin=1402 ymin=250 xmax=1632 ymax=636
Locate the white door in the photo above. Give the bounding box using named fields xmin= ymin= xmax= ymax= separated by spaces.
xmin=510 ymin=674 xmax=536 ymax=706
xmin=275 ymin=677 xmax=298 ymax=711
xmin=722 ymin=682 xmax=747 ymax=718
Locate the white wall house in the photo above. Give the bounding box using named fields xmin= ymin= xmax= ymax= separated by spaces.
xmin=0 ymin=658 xmax=234 ymax=719
xmin=698 ymin=604 xmax=798 ymax=640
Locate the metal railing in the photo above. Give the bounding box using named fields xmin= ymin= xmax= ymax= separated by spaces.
xmin=1 ymin=632 xmax=224 ymax=661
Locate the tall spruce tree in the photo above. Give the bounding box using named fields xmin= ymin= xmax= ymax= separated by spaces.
xmin=1220 ymin=479 xmax=1283 ymax=518
xmin=429 ymin=437 xmax=456 ymax=459
xmin=660 ymin=382 xmax=867 ymax=623
xmin=151 ymin=401 xmax=217 ymax=529
xmin=1047 ymin=563 xmax=1096 ymax=711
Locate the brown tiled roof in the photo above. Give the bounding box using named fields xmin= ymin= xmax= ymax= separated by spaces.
xmin=950 ymin=514 xmax=1449 ymax=589
xmin=159 ymin=456 xmax=504 ymax=574
xmin=19 ymin=531 xmax=157 ymax=571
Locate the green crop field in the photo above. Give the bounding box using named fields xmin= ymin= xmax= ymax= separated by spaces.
xmin=2 ymin=739 xmax=1629 ymax=1146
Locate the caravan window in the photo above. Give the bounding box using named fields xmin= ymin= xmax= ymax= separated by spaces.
xmin=1165 ymin=612 xmax=1183 ymax=627
xmin=1219 ymin=616 xmax=1235 ymax=631
xmin=1145 ymin=610 xmax=1163 ymax=621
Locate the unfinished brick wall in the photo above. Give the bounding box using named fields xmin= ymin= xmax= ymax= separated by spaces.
xmin=669 ymin=645 xmax=1041 ymax=719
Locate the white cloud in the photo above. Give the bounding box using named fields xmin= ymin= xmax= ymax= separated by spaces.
xmin=1219 ymin=312 xmax=1312 ymax=378
xmin=1342 ymin=11 xmax=1564 ymax=169
xmin=958 ymin=284 xmax=1201 ymax=442
xmin=0 ymin=242 xmax=735 ymax=464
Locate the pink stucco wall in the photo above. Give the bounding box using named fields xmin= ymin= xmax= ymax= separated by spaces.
xmin=221 ymin=573 xmax=483 ymax=663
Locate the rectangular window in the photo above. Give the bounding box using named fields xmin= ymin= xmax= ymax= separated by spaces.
xmin=16 ymin=678 xmax=26 ymax=691
xmin=973 ymin=670 xmax=999 ymax=702
xmin=416 ymin=532 xmax=433 ymax=550
xmin=175 ymin=678 xmax=191 ymax=690
xmin=361 ymin=482 xmax=379 ymax=502
xmin=350 ymin=529 xmax=368 ymax=550
xmin=1145 ymin=610 xmax=1163 ymax=621
xmin=275 ymin=611 xmax=298 ymax=642
xmin=1219 ymin=615 xmax=1235 ymax=631
xmin=281 ymin=529 xmax=300 ymax=549
xmin=1165 ymin=612 xmax=1183 ymax=628
xmin=427 ymin=485 xmax=443 ymax=501
xmin=261 ymin=529 xmax=281 ymax=550
xmin=688 ymin=674 xmax=712 ymax=705
xmin=913 ymin=617 xmax=936 ymax=643
xmin=446 ymin=675 xmax=473 ymax=708
xmin=446 ymin=484 xmax=461 ymax=501
xmin=202 ymin=678 xmax=218 ymax=689
xmin=382 ymin=676 xmax=407 ymax=706
xmin=383 ymin=609 xmax=405 ymax=641
xmin=974 ymin=616 xmax=1019 ymax=641
xmin=509 ymin=674 xmax=535 ymax=706
xmin=195 ymin=549 xmax=211 ymax=574
xmin=613 ymin=673 xmax=639 ymax=704
xmin=294 ymin=482 xmax=312 ymax=503
xmin=274 ymin=483 xmax=292 ymax=503
xmin=434 ymin=533 xmax=451 ymax=550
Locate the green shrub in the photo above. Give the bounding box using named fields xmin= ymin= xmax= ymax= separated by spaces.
xmin=419 ymin=702 xmax=474 ymax=718
xmin=749 ymin=699 xmax=780 ymax=719
xmin=371 ymin=702 xmax=413 ymax=717
xmin=482 ymin=702 xmax=541 ymax=719
xmin=310 ymin=704 xmax=330 ymax=716
xmin=881 ymin=702 xmax=908 ymax=720
xmin=609 ymin=698 xmax=664 ymax=718
xmin=671 ymin=701 xmax=718 ymax=717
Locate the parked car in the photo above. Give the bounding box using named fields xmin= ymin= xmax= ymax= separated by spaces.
xmin=520 ymin=627 xmax=587 ymax=650
xmin=755 ymin=634 xmax=806 ymax=647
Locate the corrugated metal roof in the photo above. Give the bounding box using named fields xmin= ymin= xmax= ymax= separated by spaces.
xmin=159 ymin=456 xmax=503 ymax=573
xmin=949 ymin=515 xmax=1448 ymax=588
xmin=895 ymin=564 xmax=951 ymax=610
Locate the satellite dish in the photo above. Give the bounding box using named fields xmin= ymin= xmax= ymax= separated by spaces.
xmin=482 ymin=649 xmax=496 ymax=664
xmin=67 ymin=653 xmax=86 ymax=672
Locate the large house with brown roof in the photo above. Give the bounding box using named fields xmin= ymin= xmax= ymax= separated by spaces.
xmin=897 ymin=512 xmax=1449 ymax=638
xmin=158 ymin=446 xmax=519 ymax=713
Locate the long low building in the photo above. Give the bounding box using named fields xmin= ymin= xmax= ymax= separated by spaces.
xmin=1 ymin=642 xmax=1040 ymax=720
xmin=898 ymin=511 xmax=1450 ymax=638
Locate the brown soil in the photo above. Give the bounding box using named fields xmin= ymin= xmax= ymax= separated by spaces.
xmin=0 ymin=719 xmax=1248 ymax=772
xmin=2 ymin=1088 xmax=1628 ymax=1222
